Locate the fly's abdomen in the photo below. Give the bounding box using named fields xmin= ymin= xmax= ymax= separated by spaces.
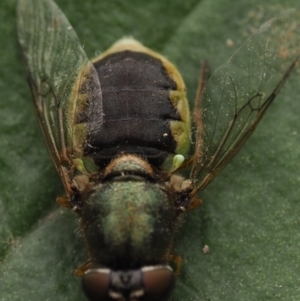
xmin=80 ymin=39 xmax=190 ymax=168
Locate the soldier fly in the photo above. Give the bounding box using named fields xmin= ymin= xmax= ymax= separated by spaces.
xmin=17 ymin=0 xmax=300 ymax=300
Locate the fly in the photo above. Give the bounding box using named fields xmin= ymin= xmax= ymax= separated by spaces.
xmin=17 ymin=1 xmax=300 ymax=300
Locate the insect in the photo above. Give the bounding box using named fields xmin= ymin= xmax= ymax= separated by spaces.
xmin=17 ymin=0 xmax=300 ymax=300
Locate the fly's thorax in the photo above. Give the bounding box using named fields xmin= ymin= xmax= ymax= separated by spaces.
xmin=71 ymin=37 xmax=191 ymax=171
xmin=80 ymin=155 xmax=177 ymax=269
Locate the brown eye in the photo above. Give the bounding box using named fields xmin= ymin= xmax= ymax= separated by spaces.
xmin=142 ymin=266 xmax=176 ymax=301
xmin=82 ymin=269 xmax=110 ymax=301
xmin=82 ymin=266 xmax=175 ymax=301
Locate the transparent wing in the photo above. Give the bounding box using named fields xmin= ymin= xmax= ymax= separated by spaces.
xmin=17 ymin=0 xmax=103 ymax=197
xmin=191 ymin=10 xmax=300 ymax=192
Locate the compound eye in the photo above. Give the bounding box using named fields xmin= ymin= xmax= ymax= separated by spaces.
xmin=142 ymin=266 xmax=176 ymax=301
xmin=82 ymin=269 xmax=110 ymax=301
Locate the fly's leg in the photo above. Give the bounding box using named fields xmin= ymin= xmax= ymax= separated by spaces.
xmin=56 ymin=196 xmax=72 ymax=208
xmin=186 ymin=196 xmax=203 ymax=211
xmin=74 ymin=260 xmax=94 ymax=277
xmin=166 ymin=254 xmax=183 ymax=276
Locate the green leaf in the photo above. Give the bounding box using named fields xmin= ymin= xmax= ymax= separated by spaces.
xmin=1 ymin=0 xmax=300 ymax=300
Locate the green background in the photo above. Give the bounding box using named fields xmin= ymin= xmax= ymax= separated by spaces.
xmin=1 ymin=0 xmax=300 ymax=300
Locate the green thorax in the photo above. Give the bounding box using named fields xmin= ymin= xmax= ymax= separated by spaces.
xmin=81 ymin=155 xmax=176 ymax=269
